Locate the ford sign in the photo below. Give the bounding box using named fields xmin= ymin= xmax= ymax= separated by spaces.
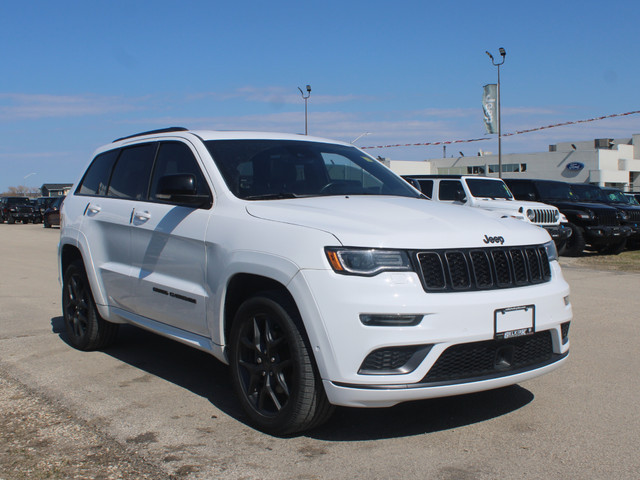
xmin=566 ymin=162 xmax=585 ymax=171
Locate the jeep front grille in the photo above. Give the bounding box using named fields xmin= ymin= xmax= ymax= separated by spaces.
xmin=416 ymin=245 xmax=551 ymax=292
xmin=597 ymin=210 xmax=618 ymax=226
xmin=531 ymin=208 xmax=558 ymax=225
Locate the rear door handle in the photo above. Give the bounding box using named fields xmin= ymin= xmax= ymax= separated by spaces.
xmin=85 ymin=203 xmax=101 ymax=215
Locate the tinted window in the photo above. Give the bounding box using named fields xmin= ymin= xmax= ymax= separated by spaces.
xmin=417 ymin=180 xmax=433 ymax=197
xmin=466 ymin=179 xmax=512 ymax=199
xmin=504 ymin=181 xmax=535 ymax=199
xmin=439 ymin=180 xmax=465 ymax=201
xmin=107 ymin=144 xmax=156 ymax=200
xmin=149 ymin=142 xmax=211 ymax=202
xmin=77 ymin=149 xmax=119 ymax=196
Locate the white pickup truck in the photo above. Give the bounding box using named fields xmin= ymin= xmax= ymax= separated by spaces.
xmin=403 ymin=175 xmax=571 ymax=249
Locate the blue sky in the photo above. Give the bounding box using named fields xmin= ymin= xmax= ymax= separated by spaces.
xmin=1 ymin=0 xmax=639 ymax=193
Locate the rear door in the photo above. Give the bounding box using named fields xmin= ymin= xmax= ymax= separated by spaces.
xmin=77 ymin=144 xmax=156 ymax=311
xmin=128 ymin=140 xmax=213 ymax=336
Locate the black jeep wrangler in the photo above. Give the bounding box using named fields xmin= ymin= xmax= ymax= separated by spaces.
xmin=504 ymin=179 xmax=631 ymax=256
xmin=0 ymin=196 xmax=35 ymax=224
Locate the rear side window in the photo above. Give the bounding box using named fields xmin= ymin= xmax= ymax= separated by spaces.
xmin=439 ymin=180 xmax=465 ymax=201
xmin=107 ymin=144 xmax=156 ymax=200
xmin=149 ymin=142 xmax=211 ymax=202
xmin=76 ymin=149 xmax=119 ymax=196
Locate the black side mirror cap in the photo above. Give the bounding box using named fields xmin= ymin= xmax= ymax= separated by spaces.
xmin=157 ymin=174 xmax=211 ymax=207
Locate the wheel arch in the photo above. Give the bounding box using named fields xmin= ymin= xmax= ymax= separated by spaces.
xmin=222 ymin=273 xmax=299 ymax=348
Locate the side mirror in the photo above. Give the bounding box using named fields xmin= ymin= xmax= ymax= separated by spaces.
xmin=526 ymin=193 xmax=536 ymax=201
xmin=455 ymin=189 xmax=467 ymax=202
xmin=156 ymin=174 xmax=210 ymax=207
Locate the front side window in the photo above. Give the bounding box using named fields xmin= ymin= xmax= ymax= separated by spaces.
xmin=107 ymin=144 xmax=156 ymax=200
xmin=149 ymin=142 xmax=212 ymax=203
xmin=204 ymin=140 xmax=420 ymax=200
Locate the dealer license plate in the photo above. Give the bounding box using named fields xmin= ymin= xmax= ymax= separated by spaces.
xmin=494 ymin=305 xmax=535 ymax=340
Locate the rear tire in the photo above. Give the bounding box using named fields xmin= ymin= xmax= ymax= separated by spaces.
xmin=559 ymin=223 xmax=585 ymax=257
xmin=229 ymin=291 xmax=334 ymax=435
xmin=62 ymin=260 xmax=118 ymax=350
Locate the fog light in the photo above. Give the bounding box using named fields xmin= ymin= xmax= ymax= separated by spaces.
xmin=360 ymin=314 xmax=423 ymax=326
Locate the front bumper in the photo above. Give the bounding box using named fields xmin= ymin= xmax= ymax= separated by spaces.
xmin=584 ymin=225 xmax=632 ymax=242
xmin=291 ymin=262 xmax=572 ymax=408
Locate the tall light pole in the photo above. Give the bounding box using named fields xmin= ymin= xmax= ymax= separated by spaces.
xmin=298 ymin=85 xmax=311 ymax=135
xmin=486 ymin=47 xmax=506 ymax=178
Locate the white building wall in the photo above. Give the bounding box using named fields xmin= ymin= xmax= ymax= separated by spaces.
xmin=389 ymin=135 xmax=640 ymax=191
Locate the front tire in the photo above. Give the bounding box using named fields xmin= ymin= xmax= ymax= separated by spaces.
xmin=62 ymin=260 xmax=118 ymax=350
xmin=559 ymin=223 xmax=585 ymax=257
xmin=229 ymin=292 xmax=333 ymax=435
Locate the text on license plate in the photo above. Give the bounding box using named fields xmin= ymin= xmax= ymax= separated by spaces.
xmin=494 ymin=305 xmax=535 ymax=340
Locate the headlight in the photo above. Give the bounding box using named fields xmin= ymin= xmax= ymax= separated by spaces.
xmin=325 ymin=247 xmax=412 ymax=276
xmin=618 ymin=211 xmax=628 ymax=221
xmin=543 ymin=240 xmax=558 ymax=262
xmin=526 ymin=209 xmax=536 ymax=222
xmin=554 ymin=210 xmax=560 ymax=222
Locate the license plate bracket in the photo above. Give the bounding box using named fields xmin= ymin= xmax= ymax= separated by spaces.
xmin=494 ymin=305 xmax=535 ymax=340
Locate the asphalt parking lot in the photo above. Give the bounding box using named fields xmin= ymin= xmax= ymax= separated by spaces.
xmin=1 ymin=224 xmax=639 ymax=480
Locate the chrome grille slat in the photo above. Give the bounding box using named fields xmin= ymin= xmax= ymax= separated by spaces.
xmin=416 ymin=245 xmax=552 ymax=292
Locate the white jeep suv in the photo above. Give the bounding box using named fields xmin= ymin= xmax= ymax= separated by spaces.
xmin=59 ymin=128 xmax=572 ymax=434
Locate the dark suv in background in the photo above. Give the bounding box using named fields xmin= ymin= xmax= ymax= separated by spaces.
xmin=505 ymin=179 xmax=631 ymax=256
xmin=0 ymin=196 xmax=35 ymax=224
xmin=32 ymin=196 xmax=58 ymax=223
xmin=596 ymin=186 xmax=640 ymax=248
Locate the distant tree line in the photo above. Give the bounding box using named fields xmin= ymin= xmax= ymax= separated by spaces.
xmin=1 ymin=186 xmax=42 ymax=197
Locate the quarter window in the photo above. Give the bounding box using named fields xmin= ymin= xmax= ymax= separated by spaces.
xmin=76 ymin=149 xmax=119 ymax=196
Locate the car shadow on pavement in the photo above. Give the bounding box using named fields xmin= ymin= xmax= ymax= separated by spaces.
xmin=312 ymin=385 xmax=533 ymax=441
xmin=51 ymin=319 xmax=534 ymax=440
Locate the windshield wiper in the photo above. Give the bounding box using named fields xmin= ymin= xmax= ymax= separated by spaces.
xmin=243 ymin=192 xmax=318 ymax=200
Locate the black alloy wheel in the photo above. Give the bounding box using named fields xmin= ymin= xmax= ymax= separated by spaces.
xmin=62 ymin=260 xmax=118 ymax=350
xmin=229 ymin=292 xmax=333 ymax=435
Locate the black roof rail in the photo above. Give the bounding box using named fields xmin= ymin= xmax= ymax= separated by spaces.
xmin=113 ymin=127 xmax=188 ymax=143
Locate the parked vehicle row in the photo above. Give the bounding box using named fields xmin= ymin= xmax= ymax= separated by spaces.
xmin=402 ymin=175 xmax=572 ymax=251
xmin=505 ymin=179 xmax=639 ymax=256
xmin=401 ymin=176 xmax=639 ymax=257
xmin=0 ymin=195 xmax=64 ymax=226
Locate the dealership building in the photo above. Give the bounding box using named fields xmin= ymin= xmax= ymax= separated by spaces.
xmin=386 ymin=134 xmax=640 ymax=191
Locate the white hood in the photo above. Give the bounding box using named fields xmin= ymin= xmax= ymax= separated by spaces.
xmin=246 ymin=196 xmax=550 ymax=249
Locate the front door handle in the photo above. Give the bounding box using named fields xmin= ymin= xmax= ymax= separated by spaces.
xmin=133 ymin=210 xmax=151 ymax=222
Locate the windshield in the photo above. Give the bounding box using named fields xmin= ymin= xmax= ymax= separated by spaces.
xmin=7 ymin=197 xmax=30 ymax=205
xmin=603 ymin=189 xmax=632 ymax=204
xmin=466 ymin=178 xmax=513 ymax=199
xmin=626 ymin=194 xmax=640 ymax=205
xmin=570 ymin=184 xmax=608 ymax=202
xmin=533 ymin=181 xmax=575 ymax=201
xmin=205 ymin=140 xmax=421 ymax=200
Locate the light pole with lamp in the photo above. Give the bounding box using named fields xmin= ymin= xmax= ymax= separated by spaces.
xmin=485 ymin=47 xmax=506 ymax=178
xmin=298 ymin=85 xmax=311 ymax=135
